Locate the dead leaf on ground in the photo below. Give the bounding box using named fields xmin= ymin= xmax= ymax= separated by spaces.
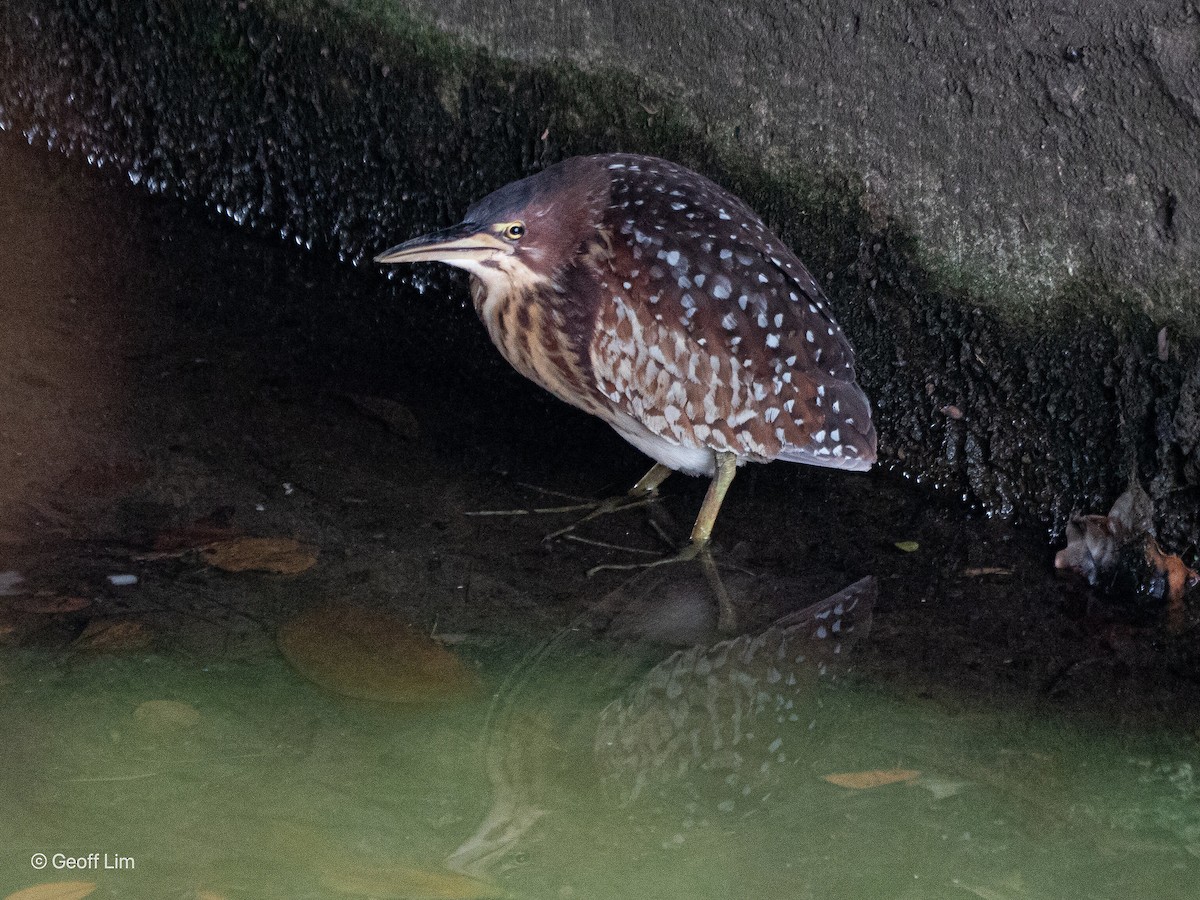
xmin=134 ymin=699 xmax=201 ymax=732
xmin=962 ymin=567 xmax=1014 ymax=577
xmin=822 ymin=768 xmax=920 ymax=790
xmin=4 ymin=883 xmax=97 ymax=900
xmin=73 ymin=619 xmax=150 ymax=652
xmin=202 ymin=537 xmax=317 ymax=575
xmin=12 ymin=595 xmax=90 ymax=615
xmin=279 ymin=603 xmax=477 ymax=704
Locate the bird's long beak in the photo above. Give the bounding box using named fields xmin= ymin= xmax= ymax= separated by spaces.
xmin=373 ymin=222 xmax=508 ymax=265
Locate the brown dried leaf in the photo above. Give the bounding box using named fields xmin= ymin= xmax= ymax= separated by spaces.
xmin=963 ymin=567 xmax=1014 ymax=577
xmin=279 ymin=603 xmax=477 ymax=704
xmin=73 ymin=619 xmax=150 ymax=652
xmin=822 ymin=768 xmax=920 ymax=790
xmin=13 ymin=595 xmax=90 ymax=615
xmin=1145 ymin=538 xmax=1200 ymax=607
xmin=202 ymin=537 xmax=317 ymax=575
xmin=4 ymin=883 xmax=96 ymax=900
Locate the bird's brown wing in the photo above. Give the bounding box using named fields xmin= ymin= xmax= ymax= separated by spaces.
xmin=588 ymin=155 xmax=875 ymax=470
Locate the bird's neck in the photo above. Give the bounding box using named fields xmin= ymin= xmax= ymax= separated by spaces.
xmin=469 ymin=264 xmax=606 ymax=417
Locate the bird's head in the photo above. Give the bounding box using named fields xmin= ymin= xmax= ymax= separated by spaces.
xmin=374 ymin=158 xmax=609 ymax=291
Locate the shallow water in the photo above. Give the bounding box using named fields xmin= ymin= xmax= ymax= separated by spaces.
xmin=1 ymin=136 xmax=1199 ymax=898
xmin=2 ymin=603 xmax=1198 ymax=899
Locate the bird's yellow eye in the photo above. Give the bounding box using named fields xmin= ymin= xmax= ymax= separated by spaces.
xmin=502 ymin=222 xmax=526 ymax=240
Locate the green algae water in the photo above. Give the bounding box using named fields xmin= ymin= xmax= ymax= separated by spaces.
xmin=2 ymin=615 xmax=1197 ymax=899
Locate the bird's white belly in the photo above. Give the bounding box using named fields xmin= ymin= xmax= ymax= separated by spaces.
xmin=607 ymin=414 xmax=717 ymax=477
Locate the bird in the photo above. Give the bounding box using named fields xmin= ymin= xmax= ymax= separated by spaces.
xmin=375 ymin=153 xmax=876 ymax=567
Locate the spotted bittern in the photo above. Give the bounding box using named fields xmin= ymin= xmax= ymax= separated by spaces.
xmin=375 ymin=154 xmax=876 ymax=564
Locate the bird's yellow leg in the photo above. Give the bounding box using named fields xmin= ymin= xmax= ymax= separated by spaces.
xmin=587 ymin=451 xmax=738 ymax=575
xmin=688 ymin=451 xmax=737 ymax=547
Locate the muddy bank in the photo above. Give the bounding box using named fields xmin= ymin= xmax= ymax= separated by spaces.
xmin=0 ymin=0 xmax=1197 ymax=547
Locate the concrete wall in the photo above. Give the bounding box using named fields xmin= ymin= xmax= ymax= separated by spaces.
xmin=373 ymin=0 xmax=1200 ymax=330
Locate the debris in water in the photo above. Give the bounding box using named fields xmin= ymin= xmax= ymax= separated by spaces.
xmin=895 ymin=540 xmax=920 ymax=553
xmin=962 ymin=567 xmax=1014 ymax=577
xmin=73 ymin=619 xmax=150 ymax=651
xmin=0 ymin=571 xmax=23 ymax=595
xmin=1054 ymin=480 xmax=1197 ymax=614
xmin=3 ymin=881 xmax=97 ymax=900
xmin=106 ymin=574 xmax=138 ymax=586
xmin=822 ymin=768 xmax=920 ymax=789
xmin=278 ymin=603 xmax=477 ymax=703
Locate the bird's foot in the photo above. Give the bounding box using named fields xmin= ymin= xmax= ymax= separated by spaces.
xmin=540 ymin=493 xmax=660 ymax=543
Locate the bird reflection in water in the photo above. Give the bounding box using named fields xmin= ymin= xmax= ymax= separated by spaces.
xmin=446 ymin=575 xmax=876 ymax=879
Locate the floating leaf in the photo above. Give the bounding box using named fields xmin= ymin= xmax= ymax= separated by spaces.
xmin=202 ymin=537 xmax=317 ymax=575
xmin=894 ymin=541 xmax=920 ymax=553
xmin=73 ymin=619 xmax=150 ymax=651
xmin=822 ymin=768 xmax=920 ymax=789
xmin=4 ymin=883 xmax=96 ymax=900
xmin=13 ymin=595 xmax=90 ymax=615
xmin=278 ymin=603 xmax=476 ymax=704
xmin=134 ymin=699 xmax=201 ymax=731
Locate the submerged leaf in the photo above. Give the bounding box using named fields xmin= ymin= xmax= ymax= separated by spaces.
xmin=4 ymin=883 xmax=96 ymax=900
xmin=894 ymin=541 xmax=920 ymax=553
xmin=73 ymin=619 xmax=150 ymax=651
xmin=321 ymin=864 xmax=495 ymax=898
xmin=278 ymin=603 xmax=477 ymax=704
xmin=822 ymin=768 xmax=920 ymax=789
xmin=202 ymin=537 xmax=317 ymax=575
